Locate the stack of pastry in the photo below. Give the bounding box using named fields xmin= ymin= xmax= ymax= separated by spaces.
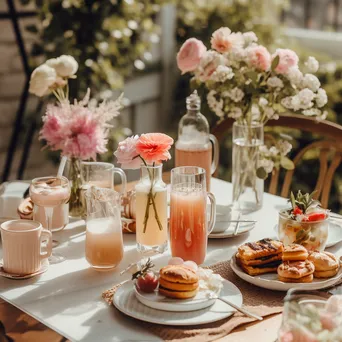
xmin=236 ymin=238 xmax=284 ymax=275
xmin=309 ymin=251 xmax=340 ymax=278
xmin=158 ymin=265 xmax=199 ymax=299
xmin=277 ymin=244 xmax=315 ymax=283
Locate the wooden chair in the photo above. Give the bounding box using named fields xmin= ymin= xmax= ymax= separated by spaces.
xmin=211 ymin=113 xmax=342 ymax=208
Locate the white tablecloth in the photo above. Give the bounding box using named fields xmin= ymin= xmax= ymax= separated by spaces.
xmin=0 ymin=178 xmax=341 ymax=342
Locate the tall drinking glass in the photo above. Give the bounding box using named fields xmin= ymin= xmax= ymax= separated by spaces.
xmin=30 ymin=176 xmax=70 ymax=264
xmin=170 ymin=166 xmax=216 ymax=265
xmin=85 ymin=187 xmax=124 ymax=270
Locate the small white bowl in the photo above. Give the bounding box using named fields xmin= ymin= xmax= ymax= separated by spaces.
xmin=211 ymin=208 xmax=232 ymax=233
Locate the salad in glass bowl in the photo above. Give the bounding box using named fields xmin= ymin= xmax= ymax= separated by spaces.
xmin=278 ymin=191 xmax=329 ymax=251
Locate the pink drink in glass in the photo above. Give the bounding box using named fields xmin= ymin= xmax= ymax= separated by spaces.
xmin=170 ymin=188 xmax=207 ymax=264
xmin=30 ymin=185 xmax=70 ymax=207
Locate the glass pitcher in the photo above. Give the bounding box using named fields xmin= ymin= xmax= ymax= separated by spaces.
xmin=175 ymin=91 xmax=219 ymax=191
xmin=169 ymin=166 xmax=216 ymax=265
xmin=85 ymin=187 xmax=124 ymax=270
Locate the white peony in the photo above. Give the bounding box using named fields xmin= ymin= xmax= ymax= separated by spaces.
xmin=278 ymin=140 xmax=292 ymax=156
xmin=286 ymin=67 xmax=303 ymax=87
xmin=298 ymin=88 xmax=315 ymax=108
xmin=316 ymin=88 xmax=328 ymax=108
xmin=228 ymin=107 xmax=242 ymax=119
xmin=302 ymin=74 xmax=321 ymax=92
xmin=230 ymin=47 xmax=247 ymax=62
xmin=243 ymin=31 xmax=258 ymax=45
xmin=269 ymin=146 xmax=279 ymax=157
xmin=302 ymin=108 xmax=321 ymax=116
xmin=305 ymin=56 xmax=319 ymax=73
xmin=29 ymin=64 xmax=57 ymax=97
xmin=259 ymin=158 xmax=274 ymax=173
xmin=267 ymin=76 xmax=284 ymax=89
xmin=207 ymin=90 xmax=224 ymax=117
xmin=46 ymin=55 xmax=78 ymax=78
xmin=225 ymin=87 xmax=244 ymax=102
xmin=210 ymin=65 xmax=234 ymax=82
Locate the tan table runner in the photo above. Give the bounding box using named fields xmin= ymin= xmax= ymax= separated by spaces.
xmin=103 ymin=260 xmax=284 ymax=342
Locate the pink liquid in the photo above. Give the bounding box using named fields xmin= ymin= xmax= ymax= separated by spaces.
xmin=175 ymin=144 xmax=212 ymax=190
xmin=86 ymin=217 xmax=124 ymax=269
xmin=170 ymin=190 xmax=207 ymax=265
xmin=31 ymin=187 xmax=70 ymax=207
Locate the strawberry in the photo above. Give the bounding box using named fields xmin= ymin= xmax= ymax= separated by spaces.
xmin=306 ymin=212 xmax=326 ymax=222
xmin=293 ymin=206 xmax=303 ymax=216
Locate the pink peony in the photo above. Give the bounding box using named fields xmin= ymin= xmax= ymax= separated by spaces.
xmin=211 ymin=27 xmax=243 ymax=53
xmin=177 ymin=38 xmax=207 ymax=74
xmin=273 ymin=49 xmax=299 ymax=74
xmin=136 ymin=133 xmax=174 ymax=164
xmin=247 ymin=45 xmax=271 ymax=71
xmin=114 ymin=135 xmax=141 ymax=169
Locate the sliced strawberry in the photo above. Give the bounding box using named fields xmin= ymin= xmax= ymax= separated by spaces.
xmin=293 ymin=206 xmax=303 ymax=216
xmin=306 ymin=212 xmax=326 ymax=222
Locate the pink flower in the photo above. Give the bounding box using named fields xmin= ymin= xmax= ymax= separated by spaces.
xmin=320 ymin=312 xmax=337 ymax=331
xmin=40 ymin=103 xmax=108 ymax=160
xmin=136 ymin=133 xmax=174 ymax=164
xmin=279 ymin=331 xmax=294 ymax=342
xmin=114 ymin=135 xmax=141 ymax=169
xmin=211 ymin=27 xmax=243 ymax=53
xmin=177 ymin=38 xmax=207 ymax=74
xmin=195 ymin=51 xmax=223 ymax=82
xmin=247 ymin=45 xmax=271 ymax=71
xmin=273 ymin=49 xmax=299 ymax=74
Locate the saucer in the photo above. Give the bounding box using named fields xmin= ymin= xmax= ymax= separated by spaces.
xmin=0 ymin=259 xmax=49 ymax=280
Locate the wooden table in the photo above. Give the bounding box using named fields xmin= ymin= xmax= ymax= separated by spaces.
xmin=0 ymin=176 xmax=325 ymax=341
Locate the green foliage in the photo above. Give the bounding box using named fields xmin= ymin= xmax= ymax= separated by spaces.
xmin=20 ymin=0 xmax=172 ymax=98
xmin=289 ymin=190 xmax=319 ymax=214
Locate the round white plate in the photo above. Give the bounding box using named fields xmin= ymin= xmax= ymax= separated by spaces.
xmin=230 ymin=255 xmax=342 ymax=292
xmin=273 ymin=221 xmax=342 ymax=248
xmin=134 ymin=286 xmax=216 ymax=312
xmin=209 ymin=222 xmax=255 ymax=239
xmin=113 ymin=280 xmax=242 ymax=326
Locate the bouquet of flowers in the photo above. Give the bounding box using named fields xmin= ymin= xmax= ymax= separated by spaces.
xmin=176 ymin=27 xmax=328 ymax=210
xmin=29 ymin=55 xmax=123 ymax=216
xmin=114 ymin=134 xmax=173 ymax=233
xmin=177 ymin=27 xmax=328 ymax=123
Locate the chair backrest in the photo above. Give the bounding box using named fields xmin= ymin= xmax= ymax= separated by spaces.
xmin=211 ymin=114 xmax=342 ymax=208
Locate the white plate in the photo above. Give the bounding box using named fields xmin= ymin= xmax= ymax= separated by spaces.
xmin=230 ymin=255 xmax=342 ymax=291
xmin=134 ymin=286 xmax=216 ymax=312
xmin=113 ymin=280 xmax=242 ymax=326
xmin=209 ymin=222 xmax=255 ymax=239
xmin=273 ymin=221 xmax=342 ymax=248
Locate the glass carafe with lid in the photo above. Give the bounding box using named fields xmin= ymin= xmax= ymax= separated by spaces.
xmin=175 ymin=90 xmax=218 ymax=190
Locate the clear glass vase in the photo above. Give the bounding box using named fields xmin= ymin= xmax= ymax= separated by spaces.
xmin=135 ymin=164 xmax=168 ymax=254
xmin=66 ymin=158 xmax=84 ymax=218
xmin=232 ymin=122 xmax=264 ymax=213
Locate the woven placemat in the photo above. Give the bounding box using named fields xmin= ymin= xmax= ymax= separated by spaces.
xmin=103 ymin=259 xmax=285 ymax=342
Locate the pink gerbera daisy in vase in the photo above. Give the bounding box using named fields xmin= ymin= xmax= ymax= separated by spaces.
xmin=114 ymin=133 xmax=174 ymax=254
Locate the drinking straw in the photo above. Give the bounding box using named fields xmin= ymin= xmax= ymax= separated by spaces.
xmin=57 ymin=156 xmax=67 ymax=178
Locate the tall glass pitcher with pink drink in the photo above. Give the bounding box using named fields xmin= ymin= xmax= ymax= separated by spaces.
xmin=170 ymin=166 xmax=216 ymax=265
xmin=175 ymin=91 xmax=219 ymax=191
